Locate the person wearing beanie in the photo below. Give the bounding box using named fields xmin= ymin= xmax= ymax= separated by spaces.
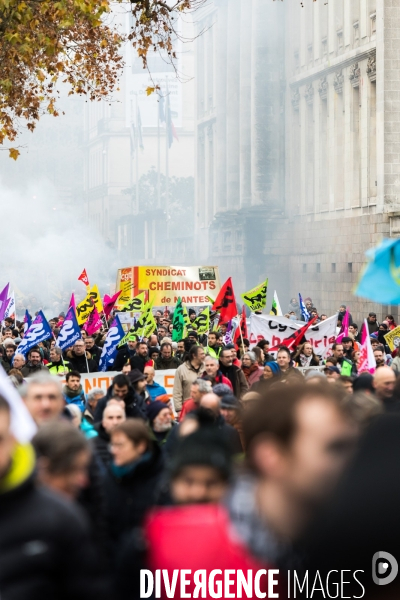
xmin=146 ymin=400 xmax=175 ymax=447
xmin=220 ymin=394 xmax=245 ymax=450
xmin=168 ymin=428 xmax=232 ymax=505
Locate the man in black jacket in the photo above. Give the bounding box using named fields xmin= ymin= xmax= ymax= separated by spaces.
xmin=0 ymin=395 xmax=110 ymax=600
xmin=219 ymin=348 xmax=248 ymax=399
xmin=94 ymin=374 xmax=147 ymax=422
xmin=84 ymin=336 xmax=102 ymax=365
xmin=66 ymin=340 xmax=97 ymax=373
xmin=199 ymin=393 xmax=242 ymax=454
xmin=129 ymin=341 xmax=152 ymax=372
xmin=93 ymin=403 xmax=126 ymax=469
xmin=113 ymin=339 xmax=138 ymax=372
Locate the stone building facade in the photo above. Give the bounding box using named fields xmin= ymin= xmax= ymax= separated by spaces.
xmin=195 ymin=0 xmax=400 ymax=322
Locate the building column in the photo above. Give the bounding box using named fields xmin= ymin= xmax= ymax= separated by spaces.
xmin=215 ymin=0 xmax=228 ymax=211
xmin=359 ymin=59 xmax=369 ymax=207
xmin=239 ymin=0 xmax=252 ymax=208
xmin=226 ymin=0 xmax=241 ymax=210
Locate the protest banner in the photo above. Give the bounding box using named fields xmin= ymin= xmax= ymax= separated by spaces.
xmin=250 ymin=313 xmax=337 ymax=358
xmin=54 ymin=369 xmax=177 ymax=397
xmin=115 ymin=266 xmax=221 ymax=307
xmin=384 ymin=325 xmax=400 ymax=352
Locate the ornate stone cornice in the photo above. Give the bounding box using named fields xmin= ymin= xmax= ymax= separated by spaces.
xmin=349 ymin=62 xmax=361 ymax=87
xmin=318 ymin=76 xmax=328 ymax=100
xmin=333 ymin=70 xmax=344 ymax=94
xmin=304 ymin=83 xmax=314 ymax=104
xmin=291 ymin=87 xmax=300 ymax=110
xmin=367 ymin=51 xmax=376 ymax=82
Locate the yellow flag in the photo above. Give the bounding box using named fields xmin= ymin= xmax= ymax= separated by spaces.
xmin=119 ymin=291 xmax=146 ymax=313
xmin=241 ymin=279 xmax=268 ymax=312
xmin=76 ymin=285 xmax=103 ymax=325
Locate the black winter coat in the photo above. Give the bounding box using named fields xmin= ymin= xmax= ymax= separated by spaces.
xmin=0 ymin=475 xmax=111 ymax=600
xmin=103 ymin=445 xmax=164 ymax=551
xmin=113 ymin=345 xmax=136 ymax=372
xmin=66 ymin=350 xmax=97 ymax=373
xmin=93 ymin=384 xmax=147 ymax=423
xmin=93 ymin=423 xmax=112 ymax=469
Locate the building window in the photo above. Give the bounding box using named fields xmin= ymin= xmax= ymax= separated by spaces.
xmin=223 ymin=231 xmax=231 ymax=252
xmin=294 ymin=51 xmax=299 ymax=71
xmin=322 ymin=38 xmax=327 ymax=58
xmin=337 ymin=29 xmax=343 ymax=51
xmin=302 ymin=264 xmax=307 ymax=273
xmin=308 ymin=44 xmax=313 ymax=65
xmin=348 ymin=262 xmax=352 ymax=273
xmin=235 ymin=230 xmax=243 ymax=252
xmin=317 ymin=263 xmax=321 ymax=273
xmin=370 ymin=12 xmax=376 ymax=35
xmin=332 ymin=263 xmax=336 ymax=273
xmin=353 ymin=21 xmax=359 ymax=44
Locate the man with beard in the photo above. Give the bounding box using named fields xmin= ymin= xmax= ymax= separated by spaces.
xmin=146 ymin=401 xmax=174 ymax=448
xmin=219 ymin=348 xmax=248 ymax=399
xmin=63 ymin=371 xmax=86 ymax=412
xmin=21 ymin=348 xmax=49 ymax=377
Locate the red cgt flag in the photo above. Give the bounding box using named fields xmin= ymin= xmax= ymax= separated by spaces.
xmin=78 ymin=268 xmax=90 ymax=288
xmin=269 ymin=316 xmax=318 ymax=353
xmin=212 ymin=277 xmax=238 ymax=323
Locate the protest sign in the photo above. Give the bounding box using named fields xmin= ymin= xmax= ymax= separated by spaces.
xmin=115 ymin=266 xmax=221 ymax=307
xmin=250 ymin=313 xmax=337 ymax=358
xmin=53 ymin=369 xmax=177 ymax=397
xmin=384 ymin=325 xmax=400 ymax=352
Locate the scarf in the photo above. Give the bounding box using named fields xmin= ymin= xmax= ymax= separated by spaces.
xmin=299 ymin=354 xmax=312 ymax=367
xmin=111 ymin=451 xmax=152 ymax=478
xmin=242 ymin=363 xmax=260 ymax=381
xmin=64 ymin=384 xmax=84 ymax=399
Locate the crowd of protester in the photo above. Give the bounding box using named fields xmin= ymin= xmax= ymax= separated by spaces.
xmin=0 ymin=301 xmax=399 ymax=599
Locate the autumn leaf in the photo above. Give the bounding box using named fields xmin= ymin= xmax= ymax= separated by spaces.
xmin=9 ymin=148 xmax=20 ymax=160
xmin=146 ymin=86 xmax=155 ymax=96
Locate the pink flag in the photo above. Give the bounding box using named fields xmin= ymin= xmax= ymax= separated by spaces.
xmin=358 ymin=319 xmax=377 ymax=374
xmin=0 ymin=283 xmax=10 ymax=321
xmin=336 ymin=307 xmax=350 ymax=344
xmin=69 ymin=293 xmax=76 ymax=312
xmin=83 ymin=306 xmax=102 ymax=335
xmin=103 ymin=290 xmax=122 ymax=319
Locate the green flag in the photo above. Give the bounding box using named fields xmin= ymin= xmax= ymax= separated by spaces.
xmin=241 ymin=279 xmax=268 ymax=312
xmin=172 ymin=297 xmax=185 ymax=342
xmin=193 ymin=306 xmax=210 ymax=334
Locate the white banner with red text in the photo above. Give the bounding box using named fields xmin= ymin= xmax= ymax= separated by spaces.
xmin=249 ymin=314 xmax=338 ymax=358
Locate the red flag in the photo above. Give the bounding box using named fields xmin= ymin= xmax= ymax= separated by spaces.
xmin=212 ymin=277 xmax=237 ymax=323
xmin=234 ymin=305 xmax=248 ymax=348
xmin=103 ymin=290 xmax=122 ymax=319
xmin=78 ymin=268 xmax=90 ymax=288
xmin=269 ymin=317 xmax=318 ymax=353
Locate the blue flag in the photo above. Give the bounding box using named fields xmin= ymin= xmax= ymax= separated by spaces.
xmin=17 ymin=311 xmax=52 ymax=355
xmin=98 ymin=316 xmax=125 ymax=372
xmin=56 ymin=306 xmax=81 ymax=351
xmin=356 ymin=237 xmax=400 ymax=303
xmin=299 ymin=293 xmax=309 ymax=323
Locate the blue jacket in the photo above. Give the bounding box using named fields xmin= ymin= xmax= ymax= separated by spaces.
xmin=146 ymin=381 xmax=167 ymax=402
xmin=63 ymin=386 xmax=86 ymax=412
